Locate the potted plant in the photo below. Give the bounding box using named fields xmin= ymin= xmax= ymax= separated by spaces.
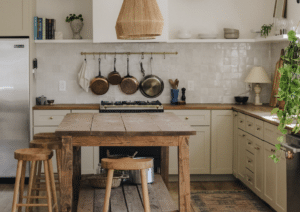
xmin=261 ymin=24 xmax=273 ymax=38
xmin=66 ymin=14 xmax=84 ymax=39
xmin=270 ymin=29 xmax=300 ymax=163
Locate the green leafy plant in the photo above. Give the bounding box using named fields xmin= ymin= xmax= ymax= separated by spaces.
xmin=270 ymin=29 xmax=300 ymax=163
xmin=261 ymin=24 xmax=273 ymax=38
xmin=65 ymin=14 xmax=83 ymax=23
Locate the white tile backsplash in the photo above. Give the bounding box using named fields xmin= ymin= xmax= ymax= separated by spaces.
xmin=35 ymin=42 xmax=273 ymax=104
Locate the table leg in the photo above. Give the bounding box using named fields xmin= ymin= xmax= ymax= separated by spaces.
xmin=178 ymin=136 xmax=190 ymax=212
xmin=160 ymin=146 xmax=169 ymax=189
xmin=61 ymin=136 xmax=73 ymax=212
xmin=72 ymin=147 xmax=81 ymax=212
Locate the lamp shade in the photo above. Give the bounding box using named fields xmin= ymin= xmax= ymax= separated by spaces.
xmin=115 ymin=0 xmax=164 ymax=40
xmin=244 ymin=67 xmax=271 ymax=83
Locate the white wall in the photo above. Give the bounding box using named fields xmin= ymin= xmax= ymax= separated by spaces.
xmin=36 ymin=0 xmax=275 ymax=40
xmin=169 ymin=0 xmax=275 ymax=39
xmin=287 ymin=0 xmax=300 ymax=24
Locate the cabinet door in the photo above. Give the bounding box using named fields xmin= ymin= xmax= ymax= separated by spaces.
xmin=169 ymin=126 xmax=210 ymax=174
xmin=233 ymin=112 xmax=238 ymax=177
xmin=237 ymin=129 xmax=246 ymax=180
xmin=253 ymin=137 xmax=264 ymax=198
xmin=211 ymin=110 xmax=233 ymax=174
xmin=0 ymin=0 xmax=30 ymax=36
xmin=93 ymin=0 xmax=168 ymax=43
xmin=72 ymin=110 xmax=99 ymax=174
xmin=263 ymin=142 xmax=287 ymax=212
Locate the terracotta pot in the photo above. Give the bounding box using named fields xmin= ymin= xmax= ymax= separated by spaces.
xmin=70 ymin=19 xmax=83 ymax=39
xmin=278 ymin=100 xmax=285 ymax=110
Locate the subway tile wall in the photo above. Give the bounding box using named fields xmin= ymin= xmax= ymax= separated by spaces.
xmin=35 ymin=42 xmax=272 ymax=104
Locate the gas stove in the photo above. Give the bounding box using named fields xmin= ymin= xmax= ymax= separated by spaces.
xmin=100 ymin=101 xmax=164 ymax=113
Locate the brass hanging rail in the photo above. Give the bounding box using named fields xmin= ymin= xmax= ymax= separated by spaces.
xmin=80 ymin=51 xmax=178 ymax=56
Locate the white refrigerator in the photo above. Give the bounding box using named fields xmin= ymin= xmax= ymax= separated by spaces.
xmin=0 ymin=38 xmax=30 ymax=177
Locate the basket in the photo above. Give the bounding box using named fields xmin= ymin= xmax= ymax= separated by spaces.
xmin=87 ymin=173 xmax=126 ymax=189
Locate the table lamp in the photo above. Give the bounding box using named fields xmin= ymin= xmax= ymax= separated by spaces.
xmin=245 ymin=67 xmax=271 ymax=105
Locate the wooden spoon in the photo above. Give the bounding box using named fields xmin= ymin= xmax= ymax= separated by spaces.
xmin=169 ymin=79 xmax=176 ymax=89
xmin=174 ymin=79 xmax=179 ymax=89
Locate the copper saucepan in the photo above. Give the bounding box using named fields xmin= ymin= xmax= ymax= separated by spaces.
xmin=90 ymin=58 xmax=109 ymax=95
xmin=119 ymin=58 xmax=139 ymax=95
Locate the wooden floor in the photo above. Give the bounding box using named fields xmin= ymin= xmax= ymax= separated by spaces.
xmin=1 ymin=178 xmax=260 ymax=212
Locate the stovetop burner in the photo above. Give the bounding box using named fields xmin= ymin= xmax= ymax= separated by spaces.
xmin=100 ymin=100 xmax=164 ymax=113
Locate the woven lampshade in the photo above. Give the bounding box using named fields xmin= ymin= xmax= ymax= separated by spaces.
xmin=115 ymin=0 xmax=164 ymax=39
xmin=245 ymin=67 xmax=271 ymax=83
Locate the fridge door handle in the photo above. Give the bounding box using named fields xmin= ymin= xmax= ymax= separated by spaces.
xmin=282 ymin=143 xmax=300 ymax=154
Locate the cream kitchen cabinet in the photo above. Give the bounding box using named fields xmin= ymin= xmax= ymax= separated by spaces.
xmin=33 ymin=110 xmax=99 ymax=174
xmin=233 ymin=112 xmax=238 ymax=177
xmin=237 ymin=129 xmax=247 ymax=180
xmin=93 ymin=0 xmax=169 ymax=43
xmin=0 ymin=0 xmax=35 ymax=36
xmin=168 ymin=110 xmax=210 ymax=175
xmin=263 ymin=142 xmax=286 ymax=212
xmin=211 ymin=110 xmax=233 ymax=174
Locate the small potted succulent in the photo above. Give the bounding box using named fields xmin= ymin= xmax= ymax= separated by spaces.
xmin=261 ymin=24 xmax=273 ymax=38
xmin=66 ymin=14 xmax=84 ymax=39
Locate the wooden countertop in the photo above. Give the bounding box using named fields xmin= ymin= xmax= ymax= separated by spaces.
xmin=33 ymin=103 xmax=284 ymax=128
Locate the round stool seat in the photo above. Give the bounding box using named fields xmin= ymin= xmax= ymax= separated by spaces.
xmin=33 ymin=133 xmax=60 ymax=140
xmin=30 ymin=139 xmax=62 ymax=150
xmin=101 ymin=157 xmax=153 ymax=170
xmin=14 ymin=148 xmax=53 ymax=161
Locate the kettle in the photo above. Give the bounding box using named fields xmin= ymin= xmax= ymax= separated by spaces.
xmin=36 ymin=95 xmax=47 ymax=105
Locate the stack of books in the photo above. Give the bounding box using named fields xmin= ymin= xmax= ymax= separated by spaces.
xmin=34 ymin=17 xmax=56 ymax=40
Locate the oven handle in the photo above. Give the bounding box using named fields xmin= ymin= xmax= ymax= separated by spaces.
xmin=282 ymin=143 xmax=300 ymax=154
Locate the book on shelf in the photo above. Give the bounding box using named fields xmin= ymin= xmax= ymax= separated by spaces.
xmin=33 ymin=16 xmax=56 ymax=40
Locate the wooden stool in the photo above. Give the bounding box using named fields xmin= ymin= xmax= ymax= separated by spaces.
xmin=101 ymin=157 xmax=153 ymax=212
xmin=29 ymin=139 xmax=62 ymax=199
xmin=11 ymin=148 xmax=58 ymax=212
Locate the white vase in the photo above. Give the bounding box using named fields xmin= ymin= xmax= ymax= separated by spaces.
xmin=70 ymin=19 xmax=83 ymax=39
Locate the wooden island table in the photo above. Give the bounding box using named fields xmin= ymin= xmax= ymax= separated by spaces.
xmin=55 ymin=112 xmax=196 ymax=212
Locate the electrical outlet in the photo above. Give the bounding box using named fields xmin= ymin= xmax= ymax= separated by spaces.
xmin=188 ymin=81 xmax=194 ymax=91
xmin=59 ymin=80 xmax=66 ymax=91
xmin=246 ymin=83 xmax=252 ymax=91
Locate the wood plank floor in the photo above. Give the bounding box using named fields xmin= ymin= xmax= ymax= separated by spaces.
xmin=1 ymin=178 xmax=270 ymax=212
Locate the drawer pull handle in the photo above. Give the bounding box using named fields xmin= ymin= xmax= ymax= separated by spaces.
xmin=257 ymin=128 xmax=261 ymax=130
xmin=271 ymin=149 xmax=276 ymax=153
xmin=248 ymin=124 xmax=252 ymax=127
xmin=235 ymin=114 xmax=238 ymax=117
xmin=247 ymin=178 xmax=251 ymax=182
xmin=50 ymin=117 xmax=54 ymax=120
xmin=240 ymin=120 xmax=243 ymax=123
xmin=242 ymin=134 xmax=246 ymax=137
xmin=185 ymin=117 xmax=189 ymax=120
xmin=248 ymin=142 xmax=252 ymax=145
xmin=248 ymin=160 xmax=252 ymax=163
xmin=254 ymin=147 xmax=260 ymax=150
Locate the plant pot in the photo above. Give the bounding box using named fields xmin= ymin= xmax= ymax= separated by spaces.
xmin=70 ymin=19 xmax=83 ymax=39
xmin=278 ymin=100 xmax=285 ymax=110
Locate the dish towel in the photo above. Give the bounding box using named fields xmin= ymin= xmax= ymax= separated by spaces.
xmin=77 ymin=59 xmax=89 ymax=92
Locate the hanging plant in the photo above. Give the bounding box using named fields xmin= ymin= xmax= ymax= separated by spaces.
xmin=261 ymin=24 xmax=273 ymax=38
xmin=270 ymin=29 xmax=300 ymax=163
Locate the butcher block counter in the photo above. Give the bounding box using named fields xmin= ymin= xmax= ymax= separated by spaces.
xmin=33 ymin=103 xmax=282 ymax=127
xmin=55 ymin=112 xmax=196 ymax=212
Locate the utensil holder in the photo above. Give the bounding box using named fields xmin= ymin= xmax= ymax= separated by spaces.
xmin=171 ymin=89 xmax=179 ymax=105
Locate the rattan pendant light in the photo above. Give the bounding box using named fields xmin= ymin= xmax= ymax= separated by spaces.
xmin=115 ymin=0 xmax=164 ymax=40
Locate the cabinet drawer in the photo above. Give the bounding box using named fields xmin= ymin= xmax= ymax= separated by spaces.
xmin=245 ymin=116 xmax=255 ymax=134
xmin=167 ymin=110 xmax=210 ymax=125
xmin=246 ymin=151 xmax=255 ymax=173
xmin=254 ymin=119 xmax=264 ymax=140
xmin=34 ymin=110 xmax=71 ymax=126
xmin=237 ymin=113 xmax=246 ymax=130
xmin=263 ymin=122 xmax=285 ymax=146
xmin=245 ymin=133 xmax=255 ymax=154
xmin=245 ymin=168 xmax=254 ymax=187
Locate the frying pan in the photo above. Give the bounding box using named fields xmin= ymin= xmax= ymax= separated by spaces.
xmin=90 ymin=58 xmax=109 ymax=95
xmin=119 ymin=58 xmax=139 ymax=95
xmin=108 ymin=57 xmax=122 ymax=85
xmin=139 ymin=57 xmax=164 ymax=98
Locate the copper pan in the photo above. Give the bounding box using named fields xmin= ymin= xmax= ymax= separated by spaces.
xmin=90 ymin=58 xmax=109 ymax=95
xmin=119 ymin=58 xmax=139 ymax=95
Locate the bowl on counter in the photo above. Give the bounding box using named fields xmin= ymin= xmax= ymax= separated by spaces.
xmin=234 ymin=96 xmax=249 ymax=104
xmin=47 ymin=100 xmax=54 ymax=105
